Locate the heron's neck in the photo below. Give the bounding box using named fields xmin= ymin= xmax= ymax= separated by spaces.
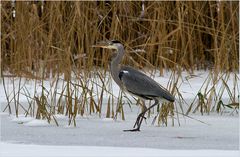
xmin=110 ymin=46 xmax=124 ymax=87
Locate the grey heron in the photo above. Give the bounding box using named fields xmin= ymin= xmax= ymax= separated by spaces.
xmin=93 ymin=40 xmax=175 ymax=131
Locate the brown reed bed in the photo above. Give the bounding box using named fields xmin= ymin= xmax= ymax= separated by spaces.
xmin=1 ymin=1 xmax=239 ymax=126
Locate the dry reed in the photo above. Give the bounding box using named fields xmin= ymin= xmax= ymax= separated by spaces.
xmin=1 ymin=1 xmax=239 ymax=126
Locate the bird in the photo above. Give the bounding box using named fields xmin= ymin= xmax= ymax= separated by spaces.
xmin=93 ymin=40 xmax=175 ymax=131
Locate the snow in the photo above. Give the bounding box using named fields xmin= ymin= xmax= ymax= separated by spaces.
xmin=11 ymin=115 xmax=34 ymax=123
xmin=23 ymin=119 xmax=50 ymax=127
xmin=0 ymin=142 xmax=239 ymax=157
xmin=0 ymin=70 xmax=238 ymax=106
xmin=1 ymin=113 xmax=239 ymax=150
xmin=0 ymin=71 xmax=239 ymax=156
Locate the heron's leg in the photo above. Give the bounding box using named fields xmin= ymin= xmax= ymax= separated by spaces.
xmin=123 ymin=112 xmax=146 ymax=132
xmin=132 ymin=102 xmax=147 ymax=128
xmin=124 ymin=98 xmax=159 ymax=132
xmin=142 ymin=98 xmax=160 ymax=116
xmin=133 ymin=112 xmax=146 ymax=128
xmin=136 ymin=98 xmax=159 ymax=128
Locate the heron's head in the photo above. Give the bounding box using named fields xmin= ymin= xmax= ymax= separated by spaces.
xmin=92 ymin=40 xmax=123 ymax=50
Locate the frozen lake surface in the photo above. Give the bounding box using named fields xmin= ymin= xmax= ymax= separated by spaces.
xmin=0 ymin=142 xmax=239 ymax=157
xmin=0 ymin=71 xmax=239 ymax=156
xmin=1 ymin=111 xmax=239 ymax=150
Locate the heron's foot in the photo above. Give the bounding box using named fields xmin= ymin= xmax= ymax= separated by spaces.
xmin=124 ymin=113 xmax=146 ymax=132
xmin=123 ymin=128 xmax=140 ymax=132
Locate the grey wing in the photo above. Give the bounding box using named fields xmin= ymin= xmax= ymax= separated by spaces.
xmin=119 ymin=66 xmax=175 ymax=102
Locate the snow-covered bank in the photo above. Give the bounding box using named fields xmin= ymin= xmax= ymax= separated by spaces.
xmin=0 ymin=70 xmax=238 ymax=106
xmin=0 ymin=142 xmax=239 ymax=157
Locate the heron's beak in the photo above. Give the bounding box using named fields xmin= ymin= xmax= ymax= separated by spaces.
xmin=92 ymin=41 xmax=116 ymax=49
xmin=92 ymin=41 xmax=108 ymax=48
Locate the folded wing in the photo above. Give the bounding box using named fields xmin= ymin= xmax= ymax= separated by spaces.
xmin=119 ymin=66 xmax=175 ymax=102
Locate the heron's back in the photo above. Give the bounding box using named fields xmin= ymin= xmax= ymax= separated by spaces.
xmin=119 ymin=66 xmax=175 ymax=102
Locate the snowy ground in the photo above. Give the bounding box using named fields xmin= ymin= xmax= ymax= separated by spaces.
xmin=0 ymin=111 xmax=239 ymax=157
xmin=0 ymin=71 xmax=239 ymax=156
xmin=0 ymin=142 xmax=239 ymax=157
xmin=0 ymin=111 xmax=239 ymax=149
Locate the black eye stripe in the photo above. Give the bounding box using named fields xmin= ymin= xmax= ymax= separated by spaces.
xmin=111 ymin=40 xmax=121 ymax=44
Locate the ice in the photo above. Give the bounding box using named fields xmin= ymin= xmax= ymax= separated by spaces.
xmin=1 ymin=113 xmax=238 ymax=150
xmin=23 ymin=119 xmax=50 ymax=127
xmin=11 ymin=115 xmax=34 ymax=123
xmin=0 ymin=71 xmax=239 ymax=156
xmin=0 ymin=142 xmax=239 ymax=157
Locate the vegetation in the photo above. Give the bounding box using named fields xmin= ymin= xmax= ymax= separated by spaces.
xmin=1 ymin=1 xmax=239 ymax=126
